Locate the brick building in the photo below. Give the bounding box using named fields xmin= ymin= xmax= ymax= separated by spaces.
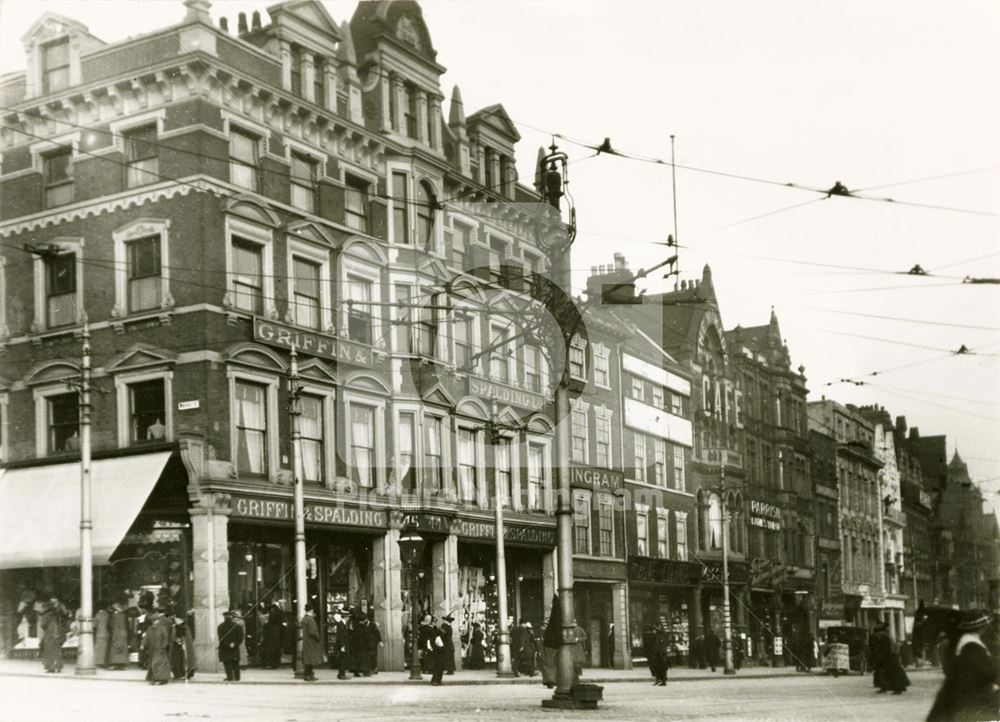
xmin=0 ymin=0 xmax=573 ymax=671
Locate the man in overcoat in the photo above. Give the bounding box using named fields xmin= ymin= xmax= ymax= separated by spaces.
xmin=927 ymin=611 xmax=998 ymax=721
xmin=218 ymin=610 xmax=244 ymax=681
xmin=142 ymin=608 xmax=173 ymax=685
xmin=300 ymin=603 xmax=323 ymax=681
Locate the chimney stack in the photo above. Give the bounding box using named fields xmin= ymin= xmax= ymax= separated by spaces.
xmin=252 ymin=10 xmax=262 ymax=30
xmin=219 ymin=16 xmax=229 ymax=32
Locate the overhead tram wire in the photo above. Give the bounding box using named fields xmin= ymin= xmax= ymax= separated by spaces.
xmin=793 ymin=307 xmax=1000 ymax=332
xmin=851 ymin=165 xmax=1000 ymax=193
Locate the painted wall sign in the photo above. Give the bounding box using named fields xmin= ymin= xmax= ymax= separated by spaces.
xmin=177 ymin=400 xmax=200 ymax=410
xmin=570 ymin=466 xmax=624 ymax=491
xmin=390 ymin=510 xmax=452 ymax=535
xmin=627 ymin=556 xmax=703 ymax=586
xmin=455 ymin=519 xmax=556 ymax=546
xmin=231 ymin=495 xmax=386 ymax=529
xmin=574 ymin=558 xmax=627 ymax=581
xmin=749 ymin=499 xmax=782 ymax=530
xmin=468 ymin=377 xmax=545 ymax=411
xmin=254 ymin=318 xmax=371 ymax=367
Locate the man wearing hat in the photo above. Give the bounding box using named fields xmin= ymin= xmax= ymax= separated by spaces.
xmin=418 ymin=615 xmax=435 ymax=673
xmin=927 ymin=610 xmax=998 ymax=721
xmin=330 ymin=609 xmax=350 ymax=679
xmin=869 ymin=621 xmax=909 ymax=694
xmin=217 ymin=610 xmax=244 ymax=681
xmin=440 ymin=614 xmax=456 ymax=675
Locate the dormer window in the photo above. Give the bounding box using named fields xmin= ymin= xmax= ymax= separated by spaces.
xmin=42 ymin=38 xmax=70 ymax=94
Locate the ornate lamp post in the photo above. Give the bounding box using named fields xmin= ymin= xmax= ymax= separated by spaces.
xmin=705 ymin=449 xmax=737 ymax=675
xmin=398 ymin=524 xmax=425 ymax=681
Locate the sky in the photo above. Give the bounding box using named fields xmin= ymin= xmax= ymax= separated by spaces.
xmin=1 ymin=0 xmax=998 ymax=512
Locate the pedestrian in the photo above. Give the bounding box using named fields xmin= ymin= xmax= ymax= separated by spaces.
xmin=572 ymin=623 xmax=588 ymax=682
xmin=692 ymin=631 xmax=706 ymax=669
xmin=169 ymin=612 xmax=195 ymax=680
xmin=38 ymin=600 xmax=66 ymax=673
xmin=218 ymin=610 xmax=243 ymax=681
xmin=330 ymin=610 xmax=349 ymax=679
xmin=927 ymin=611 xmax=998 ymax=721
xmin=418 ymin=614 xmax=434 ymax=673
xmin=94 ymin=601 xmax=110 ymax=669
xmin=540 ymin=596 xmax=562 ymax=688
xmin=428 ymin=619 xmax=446 ymax=686
xmin=440 ymin=614 xmax=456 ymax=675
xmin=301 ymin=603 xmax=322 ymax=682
xmin=732 ymin=635 xmax=744 ymax=672
xmin=642 ymin=624 xmax=661 ymax=684
xmin=704 ymin=628 xmax=721 ymax=672
xmin=350 ymin=611 xmax=371 ymax=676
xmin=142 ymin=608 xmax=172 ymax=685
xmin=232 ymin=607 xmax=249 ymax=669
xmin=465 ymin=621 xmax=486 ymax=670
xmin=260 ymin=603 xmax=284 ymax=669
xmin=367 ymin=618 xmax=383 ymax=675
xmin=107 ymin=596 xmax=130 ymax=670
xmin=514 ymin=619 xmax=537 ymax=676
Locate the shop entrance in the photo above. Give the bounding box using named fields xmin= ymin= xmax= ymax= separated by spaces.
xmin=227 ymin=524 xmax=379 ymax=666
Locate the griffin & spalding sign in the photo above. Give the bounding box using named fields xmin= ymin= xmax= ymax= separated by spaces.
xmin=253 ymin=318 xmax=372 ymax=367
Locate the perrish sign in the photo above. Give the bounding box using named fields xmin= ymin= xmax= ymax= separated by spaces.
xmin=254 ymin=318 xmax=371 ymax=367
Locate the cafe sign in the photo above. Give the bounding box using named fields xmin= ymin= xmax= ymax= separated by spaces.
xmin=749 ymin=499 xmax=781 ymax=531
xmin=231 ymin=495 xmax=386 ymax=529
xmin=570 ymin=465 xmax=624 ymax=491
xmin=254 ymin=318 xmax=372 ymax=368
xmin=468 ymin=378 xmax=545 ymax=411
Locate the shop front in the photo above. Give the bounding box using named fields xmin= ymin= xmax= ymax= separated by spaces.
xmin=627 ymin=556 xmax=702 ymax=668
xmin=699 ymin=559 xmax=750 ymax=666
xmin=453 ymin=517 xmax=556 ymax=670
xmin=573 ymin=558 xmax=628 ymax=668
xmin=226 ymin=493 xmax=389 ymax=668
xmin=0 ymin=449 xmax=190 ymax=660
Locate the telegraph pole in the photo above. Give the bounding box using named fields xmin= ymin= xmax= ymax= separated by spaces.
xmin=76 ymin=320 xmax=95 ymax=676
xmin=289 ymin=346 xmax=308 ymax=678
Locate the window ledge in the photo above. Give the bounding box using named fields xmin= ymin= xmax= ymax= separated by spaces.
xmin=29 ymin=324 xmax=84 ymax=347
xmin=110 ymin=301 xmax=176 ymax=334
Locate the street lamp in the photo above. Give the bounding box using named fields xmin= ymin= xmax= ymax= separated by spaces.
xmin=398 ymin=524 xmax=426 ymax=681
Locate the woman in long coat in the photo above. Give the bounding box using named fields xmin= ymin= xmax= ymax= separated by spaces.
xmin=107 ymin=600 xmax=130 ymax=669
xmin=927 ymin=612 xmax=999 ymax=721
xmin=170 ymin=614 xmax=195 ymax=680
xmin=38 ymin=601 xmax=66 ymax=673
xmin=232 ymin=609 xmax=249 ymax=668
xmin=142 ymin=610 xmax=173 ymax=685
xmin=465 ymin=622 xmax=486 ymax=670
xmin=93 ymin=602 xmax=110 ymax=668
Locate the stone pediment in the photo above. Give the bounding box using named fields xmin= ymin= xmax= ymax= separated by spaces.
xmin=456 ymin=397 xmax=490 ymax=420
xmin=298 ymin=358 xmax=337 ymax=385
xmin=223 ymin=196 xmax=281 ymax=228
xmin=468 ymin=104 xmax=520 ymax=143
xmin=286 ymin=220 xmax=336 ymax=248
xmin=342 ymin=371 xmax=390 ymax=395
xmin=25 ymin=360 xmax=80 ymax=386
xmin=105 ymin=344 xmax=178 ymax=372
xmin=269 ymin=0 xmax=342 ymax=55
xmin=421 ymin=382 xmax=456 ymax=409
xmin=21 ymin=12 xmax=90 ymax=45
xmin=223 ymin=343 xmax=287 ymax=372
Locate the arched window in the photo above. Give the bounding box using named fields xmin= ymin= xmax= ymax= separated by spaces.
xmin=707 ymin=493 xmax=723 ymax=550
xmin=416 ymin=181 xmax=436 ymax=248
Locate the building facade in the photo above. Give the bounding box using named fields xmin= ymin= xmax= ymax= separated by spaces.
xmin=0 ymin=0 xmax=574 ymax=671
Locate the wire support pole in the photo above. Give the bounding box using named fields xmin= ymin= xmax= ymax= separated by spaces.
xmin=670 ymin=134 xmax=680 ymax=291
xmin=289 ymin=346 xmax=308 ymax=678
xmin=76 ymin=320 xmax=96 ymax=676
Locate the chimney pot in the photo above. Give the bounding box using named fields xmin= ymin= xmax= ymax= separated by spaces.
xmin=237 ymin=11 xmax=248 ymax=33
xmin=252 ymin=10 xmax=262 ymax=30
xmin=219 ymin=16 xmax=229 ymax=32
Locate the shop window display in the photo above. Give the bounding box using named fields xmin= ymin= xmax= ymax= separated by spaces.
xmin=628 ymin=588 xmax=690 ymax=665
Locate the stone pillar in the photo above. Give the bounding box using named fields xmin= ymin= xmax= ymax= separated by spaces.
xmin=302 ymin=51 xmax=315 ymax=104
xmin=417 ymin=90 xmax=429 ymax=145
xmin=373 ymin=528 xmax=404 ymax=670
xmin=324 ymin=62 xmax=338 ymax=112
xmin=689 ymin=586 xmax=702 ymax=668
xmin=190 ymin=498 xmax=231 ymax=673
xmin=393 ymin=76 xmax=406 ymax=135
xmin=431 ymin=534 xmax=461 ymax=671
xmin=611 ymin=582 xmax=630 ymax=669
xmin=380 ymin=72 xmax=393 ymax=132
xmin=429 ymin=98 xmax=443 ymax=151
xmin=476 ymin=145 xmax=487 ymax=185
xmin=490 ymin=152 xmax=502 ymax=192
xmin=279 ymin=41 xmax=292 ymax=91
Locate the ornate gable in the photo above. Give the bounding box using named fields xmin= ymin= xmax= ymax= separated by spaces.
xmin=421 ymin=381 xmax=456 ymax=409
xmin=298 ymin=358 xmax=338 ymax=385
xmin=105 ymin=344 xmax=178 ymax=373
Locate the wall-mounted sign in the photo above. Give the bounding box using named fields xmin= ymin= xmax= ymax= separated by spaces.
xmin=177 ymin=400 xmax=200 ymax=411
xmin=701 ymin=560 xmax=749 ymax=585
xmin=455 ymin=519 xmax=556 ymax=546
xmin=390 ymin=511 xmax=452 ymax=535
xmin=574 ymin=558 xmax=627 ymax=581
xmin=468 ymin=378 xmax=545 ymax=411
xmin=627 ymin=556 xmax=703 ymax=586
xmin=570 ymin=466 xmax=624 ymax=491
xmin=749 ymin=499 xmax=781 ymax=531
xmin=254 ymin=318 xmax=372 ymax=367
xmin=231 ymin=495 xmax=386 ymax=529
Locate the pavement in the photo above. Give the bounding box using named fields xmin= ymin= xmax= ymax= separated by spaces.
xmin=0 ymin=664 xmax=946 ymax=721
xmin=0 ymin=657 xmax=940 ymax=685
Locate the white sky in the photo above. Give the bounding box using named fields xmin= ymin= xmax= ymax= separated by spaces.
xmin=2 ymin=0 xmax=998 ymax=512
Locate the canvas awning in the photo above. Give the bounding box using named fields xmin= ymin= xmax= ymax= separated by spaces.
xmin=0 ymin=451 xmax=172 ymax=570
